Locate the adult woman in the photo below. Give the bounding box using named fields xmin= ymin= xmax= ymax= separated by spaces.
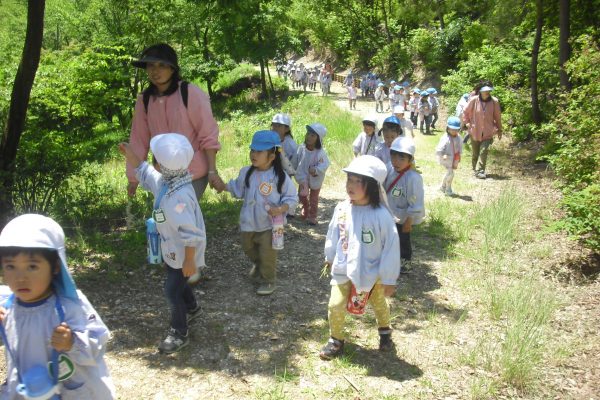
xmin=127 ymin=43 xmax=224 ymax=199
xmin=462 ymin=84 xmax=502 ymax=179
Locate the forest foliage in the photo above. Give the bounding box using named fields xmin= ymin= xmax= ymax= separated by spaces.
xmin=0 ymin=0 xmax=599 ymax=250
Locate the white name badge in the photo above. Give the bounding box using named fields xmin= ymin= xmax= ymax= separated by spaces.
xmin=48 ymin=354 xmax=75 ymax=381
xmin=153 ymin=209 xmax=166 ymax=223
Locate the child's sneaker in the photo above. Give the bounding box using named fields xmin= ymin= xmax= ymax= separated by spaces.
xmin=476 ymin=171 xmax=487 ymax=179
xmin=400 ymin=259 xmax=413 ymax=274
xmin=445 ymin=188 xmax=454 ymax=196
xmin=319 ymin=337 xmax=345 ymax=360
xmin=158 ymin=328 xmax=188 ymax=354
xmin=379 ymin=328 xmax=394 ymax=352
xmin=187 ymin=304 xmax=202 ymax=324
xmin=256 ymin=283 xmax=276 ymax=296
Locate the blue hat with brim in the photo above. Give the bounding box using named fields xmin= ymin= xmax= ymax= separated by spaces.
xmin=427 ymin=87 xmax=437 ymax=94
xmin=420 ymin=90 xmax=430 ymax=96
xmin=250 ymin=130 xmax=281 ymax=151
xmin=480 ymin=86 xmax=493 ymax=92
xmin=393 ymin=85 xmax=402 ymax=91
xmin=383 ymin=116 xmax=401 ymax=126
xmin=412 ymin=88 xmax=420 ymax=94
xmin=0 ymin=214 xmax=78 ymax=301
xmin=447 ymin=116 xmax=461 ymax=130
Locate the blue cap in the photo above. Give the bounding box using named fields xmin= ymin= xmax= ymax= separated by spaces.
xmin=427 ymin=87 xmax=437 ymax=94
xmin=393 ymin=85 xmax=402 ymax=91
xmin=383 ymin=116 xmax=400 ymax=126
xmin=377 ymin=82 xmax=384 ymax=87
xmin=463 ymin=93 xmax=470 ymax=100
xmin=250 ymin=130 xmax=281 ymax=151
xmin=447 ymin=116 xmax=461 ymax=130
xmin=412 ymin=88 xmax=420 ymax=94
xmin=402 ymin=81 xmax=410 ymax=86
xmin=480 ymin=86 xmax=493 ymax=92
xmin=420 ymin=90 xmax=429 ymax=96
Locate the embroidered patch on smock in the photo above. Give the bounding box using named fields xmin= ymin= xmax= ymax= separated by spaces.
xmin=259 ymin=182 xmax=273 ymax=196
xmin=174 ymin=203 xmax=187 ymax=214
xmin=361 ymin=229 xmax=374 ymax=244
xmin=391 ymin=187 xmax=402 ymax=197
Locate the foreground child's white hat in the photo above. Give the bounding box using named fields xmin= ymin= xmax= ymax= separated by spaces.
xmin=390 ymin=136 xmax=416 ymax=157
xmin=362 ymin=114 xmax=378 ymax=128
xmin=343 ymin=155 xmax=387 ymax=185
xmin=0 ymin=214 xmax=78 ymax=300
xmin=272 ymin=113 xmax=291 ymax=127
xmin=306 ymin=123 xmax=327 ymax=141
xmin=150 ymin=133 xmax=194 ymax=170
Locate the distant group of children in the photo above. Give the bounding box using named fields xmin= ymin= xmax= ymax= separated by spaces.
xmin=0 ymin=83 xmax=471 ymax=398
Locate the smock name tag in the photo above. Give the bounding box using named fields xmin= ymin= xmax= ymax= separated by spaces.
xmin=361 ymin=229 xmax=374 ymax=244
xmin=48 ymin=354 xmax=75 ymax=381
xmin=259 ymin=182 xmax=273 ymax=196
xmin=391 ymin=187 xmax=402 ymax=197
xmin=153 ymin=209 xmax=166 ymax=223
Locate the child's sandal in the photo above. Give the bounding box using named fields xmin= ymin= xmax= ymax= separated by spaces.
xmin=319 ymin=337 xmax=344 ymax=360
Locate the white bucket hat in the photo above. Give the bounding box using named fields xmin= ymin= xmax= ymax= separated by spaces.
xmin=343 ymin=155 xmax=388 ymax=184
xmin=390 ymin=136 xmax=416 ymax=157
xmin=306 ymin=123 xmax=327 ymax=141
xmin=361 ymin=114 xmax=378 ymax=128
xmin=0 ymin=214 xmax=78 ymax=300
xmin=150 ymin=133 xmax=194 ymax=171
xmin=271 ymin=113 xmax=291 ymax=127
xmin=392 ymin=105 xmax=405 ymax=114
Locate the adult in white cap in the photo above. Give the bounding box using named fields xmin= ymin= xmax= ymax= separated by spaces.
xmin=353 ymin=114 xmax=380 ymax=157
xmin=384 ymin=136 xmax=424 ymax=273
xmin=128 ymin=43 xmax=223 ymax=200
xmin=320 ymin=155 xmax=400 ymax=360
xmin=295 ymin=123 xmax=330 ymax=225
xmin=119 ymin=133 xmax=205 ymax=354
xmin=463 ymin=81 xmax=503 ymax=179
xmin=0 ymin=214 xmax=115 ymax=399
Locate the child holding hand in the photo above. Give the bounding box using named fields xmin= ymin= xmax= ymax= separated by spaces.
xmin=212 ymin=130 xmax=298 ymax=295
xmin=436 ymin=117 xmax=463 ymax=196
xmin=295 ymin=123 xmax=330 ymax=225
xmin=0 ymin=214 xmax=115 ymax=399
xmin=320 ymin=156 xmax=400 ymax=360
xmin=120 ymin=133 xmax=205 ymax=354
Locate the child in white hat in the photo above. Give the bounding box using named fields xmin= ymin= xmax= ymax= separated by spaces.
xmin=384 ymin=137 xmax=425 ymax=273
xmin=352 ymin=115 xmax=380 ymax=157
xmin=320 ymin=156 xmax=400 ymax=360
xmin=436 ymin=117 xmax=463 ymax=196
xmin=294 ymin=123 xmax=330 ymax=225
xmin=0 ymin=214 xmax=115 ymax=399
xmin=119 ymin=133 xmax=205 ymax=354
xmin=270 ymin=113 xmax=298 ymax=178
xmin=374 ymin=83 xmax=386 ymax=113
xmin=212 ymin=130 xmax=298 ymax=296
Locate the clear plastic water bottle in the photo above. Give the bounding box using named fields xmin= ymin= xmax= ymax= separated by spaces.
xmin=271 ymin=213 xmax=285 ymax=250
xmin=146 ymin=218 xmax=162 ymax=264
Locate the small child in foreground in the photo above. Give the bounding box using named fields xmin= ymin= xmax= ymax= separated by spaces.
xmin=120 ymin=133 xmax=205 ymax=354
xmin=320 ymin=156 xmax=400 ymax=360
xmin=0 ymin=214 xmax=115 ymax=399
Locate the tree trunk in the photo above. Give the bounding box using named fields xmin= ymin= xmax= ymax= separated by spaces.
xmin=531 ymin=0 xmax=543 ymax=126
xmin=437 ymin=0 xmax=445 ymax=30
xmin=202 ymin=25 xmax=214 ymax=98
xmin=265 ymin=59 xmax=274 ymax=93
xmin=381 ymin=0 xmax=392 ymax=43
xmin=258 ymin=57 xmax=269 ymax=99
xmin=559 ymin=0 xmax=571 ymax=90
xmin=0 ymin=0 xmax=46 ymax=225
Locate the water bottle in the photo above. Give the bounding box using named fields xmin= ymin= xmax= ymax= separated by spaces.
xmin=146 ymin=218 xmax=162 ymax=264
xmin=271 ymin=213 xmax=285 ymax=250
xmin=16 ymin=364 xmax=60 ymax=400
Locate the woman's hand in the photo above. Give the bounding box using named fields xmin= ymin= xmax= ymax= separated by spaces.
xmin=51 ymin=322 xmax=74 ymax=352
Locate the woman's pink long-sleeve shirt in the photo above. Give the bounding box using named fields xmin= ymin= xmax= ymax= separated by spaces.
xmin=462 ymin=95 xmax=502 ymax=141
xmin=126 ymin=82 xmax=221 ymax=182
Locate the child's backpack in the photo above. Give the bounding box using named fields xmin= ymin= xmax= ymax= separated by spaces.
xmin=143 ymin=81 xmax=189 ymax=113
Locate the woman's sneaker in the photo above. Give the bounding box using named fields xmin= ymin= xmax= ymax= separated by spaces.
xmin=256 ymin=283 xmax=276 ymax=296
xmin=158 ymin=328 xmax=188 ymax=354
xmin=319 ymin=337 xmax=344 ymax=360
